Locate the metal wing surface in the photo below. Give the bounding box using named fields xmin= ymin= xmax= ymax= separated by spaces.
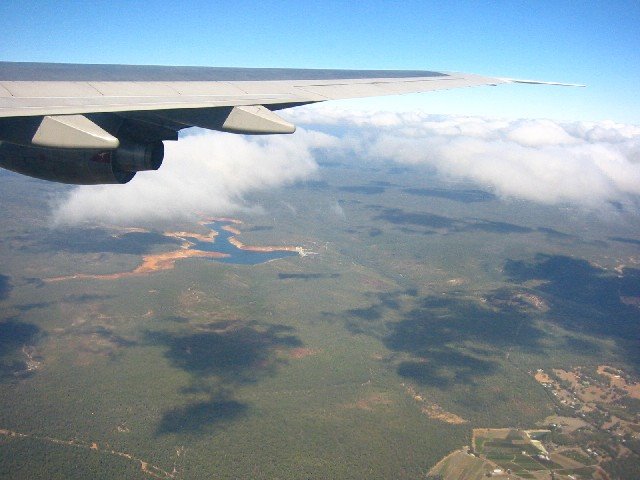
xmin=0 ymin=62 xmax=515 ymax=119
xmin=0 ymin=62 xmax=582 ymax=185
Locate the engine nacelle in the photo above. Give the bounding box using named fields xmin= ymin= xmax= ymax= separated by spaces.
xmin=113 ymin=141 xmax=164 ymax=173
xmin=0 ymin=141 xmax=164 ymax=185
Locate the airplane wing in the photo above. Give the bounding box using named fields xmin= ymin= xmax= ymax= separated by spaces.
xmin=0 ymin=62 xmax=582 ymax=185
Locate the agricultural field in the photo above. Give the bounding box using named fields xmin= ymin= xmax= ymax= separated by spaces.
xmin=429 ymin=428 xmax=606 ymax=480
xmin=474 ymin=428 xmax=593 ymax=479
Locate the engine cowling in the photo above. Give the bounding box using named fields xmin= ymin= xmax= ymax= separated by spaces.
xmin=0 ymin=140 xmax=164 ymax=184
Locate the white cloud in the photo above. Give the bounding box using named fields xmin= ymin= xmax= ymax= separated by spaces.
xmin=52 ymin=106 xmax=640 ymax=225
xmin=286 ymin=106 xmax=640 ymax=209
xmin=52 ymin=128 xmax=336 ymax=226
xmin=505 ymin=119 xmax=578 ymax=147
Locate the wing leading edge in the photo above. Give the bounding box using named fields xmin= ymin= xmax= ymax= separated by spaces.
xmin=0 ymin=63 xmax=508 ymax=119
xmin=0 ymin=62 xmax=582 ymax=184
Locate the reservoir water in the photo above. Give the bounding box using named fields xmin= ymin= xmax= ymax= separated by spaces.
xmin=187 ymin=222 xmax=298 ymax=265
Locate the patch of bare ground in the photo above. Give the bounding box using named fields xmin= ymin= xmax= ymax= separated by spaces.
xmin=45 ymin=314 xmax=138 ymax=366
xmin=541 ymin=415 xmax=589 ymax=434
xmin=515 ymin=292 xmax=548 ymax=311
xmin=421 ymin=404 xmax=468 ymax=424
xmin=286 ymin=347 xmax=321 ymax=360
xmin=21 ymin=345 xmax=42 ymax=372
xmin=0 ymin=428 xmax=176 ymax=479
xmin=227 ymin=235 xmax=300 ymax=253
xmin=484 ymin=291 xmax=548 ymax=312
xmin=178 ymin=287 xmax=209 ymax=312
xmin=550 ymin=367 xmax=638 ymax=405
xmin=598 ymin=365 xmax=640 ymax=399
xmin=193 ymin=320 xmax=244 ymax=335
xmin=63 ymin=334 xmax=133 ymax=366
xmin=164 ymin=229 xmax=217 ymax=243
xmin=116 ymin=423 xmax=130 ymax=433
xmin=344 ymin=393 xmax=393 ymax=412
xmin=221 ymin=224 xmax=242 ymax=235
xmin=472 ymin=428 xmax=513 ymax=441
xmin=620 ymin=295 xmax=640 ymax=308
xmin=45 ymin=249 xmax=229 ymax=282
xmin=204 ymin=217 xmax=242 ymax=225
xmin=535 ymin=370 xmax=553 ymax=383
xmin=361 ymin=277 xmax=395 ymax=290
xmin=111 ymin=226 xmax=149 ymax=234
xmin=427 ymin=449 xmax=491 ymax=480
xmin=403 ymin=383 xmax=467 ymax=424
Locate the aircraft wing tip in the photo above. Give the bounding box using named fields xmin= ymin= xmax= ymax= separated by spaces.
xmin=499 ymin=77 xmax=586 ymax=87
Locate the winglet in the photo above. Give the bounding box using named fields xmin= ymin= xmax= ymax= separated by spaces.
xmin=498 ymin=77 xmax=586 ymax=87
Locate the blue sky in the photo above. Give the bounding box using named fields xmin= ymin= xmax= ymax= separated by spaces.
xmin=1 ymin=1 xmax=639 ymax=123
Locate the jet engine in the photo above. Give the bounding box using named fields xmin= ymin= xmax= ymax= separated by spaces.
xmin=0 ymin=140 xmax=164 ymax=184
xmin=0 ymin=108 xmax=297 ymax=184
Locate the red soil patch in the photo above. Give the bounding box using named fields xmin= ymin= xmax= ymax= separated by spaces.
xmin=287 ymin=348 xmax=320 ymax=359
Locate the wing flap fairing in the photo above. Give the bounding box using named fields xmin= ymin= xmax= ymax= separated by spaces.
xmin=221 ymin=106 xmax=296 ymax=134
xmin=32 ymin=114 xmax=120 ymax=149
xmin=152 ymin=105 xmax=295 ymax=134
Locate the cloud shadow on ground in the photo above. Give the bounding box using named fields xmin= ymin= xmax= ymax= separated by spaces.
xmin=0 ymin=275 xmax=12 ymax=300
xmin=337 ymin=287 xmax=545 ymax=388
xmin=381 ymin=295 xmax=544 ymax=388
xmin=373 ymin=208 xmax=457 ymax=230
xmin=157 ymin=396 xmax=248 ymax=434
xmin=403 ymin=187 xmax=496 ymax=203
xmin=504 ymin=254 xmax=640 ymax=367
xmin=278 ymin=273 xmax=340 ymax=281
xmin=459 ymin=220 xmax=533 ymax=234
xmin=148 ymin=323 xmax=300 ymax=381
xmin=372 ymin=207 xmax=533 ymax=236
xmin=0 ymin=319 xmax=42 ymax=380
xmin=338 ymin=185 xmax=386 ymax=195
xmin=148 ymin=320 xmax=302 ymax=434
xmin=609 ymin=236 xmax=640 ymax=246
xmin=22 ymin=229 xmax=181 ymax=255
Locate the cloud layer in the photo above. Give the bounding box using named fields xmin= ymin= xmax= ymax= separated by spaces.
xmin=52 ymin=106 xmax=640 ymax=225
xmin=289 ymin=107 xmax=640 ymax=209
xmin=53 ymin=128 xmax=335 ymax=226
